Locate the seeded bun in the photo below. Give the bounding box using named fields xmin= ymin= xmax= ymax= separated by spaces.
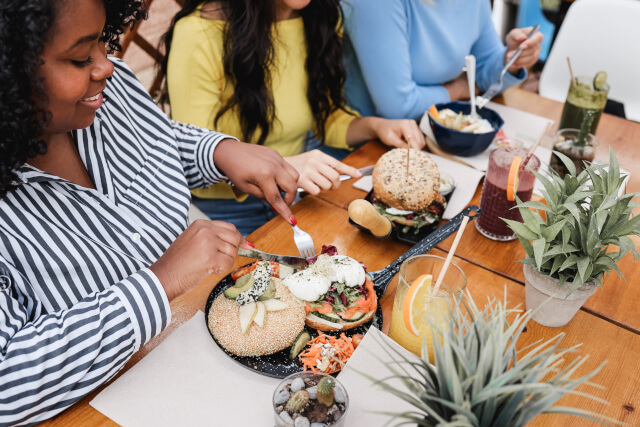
xmin=208 ymin=279 xmax=306 ymax=356
xmin=372 ymin=149 xmax=440 ymax=211
xmin=305 ymin=294 xmax=377 ymax=332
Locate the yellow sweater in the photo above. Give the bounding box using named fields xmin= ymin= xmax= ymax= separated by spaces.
xmin=167 ymin=9 xmax=357 ymax=199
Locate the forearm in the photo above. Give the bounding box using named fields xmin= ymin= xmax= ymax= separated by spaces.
xmin=345 ymin=117 xmax=386 ymax=146
xmin=0 ymin=269 xmax=170 ymax=425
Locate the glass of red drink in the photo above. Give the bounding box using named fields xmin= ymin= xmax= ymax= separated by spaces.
xmin=475 ymin=147 xmax=540 ymax=241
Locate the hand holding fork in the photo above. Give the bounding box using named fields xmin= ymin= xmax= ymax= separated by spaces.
xmin=476 ymin=25 xmax=541 ymax=109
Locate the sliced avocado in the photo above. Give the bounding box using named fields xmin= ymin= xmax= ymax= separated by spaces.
xmin=224 ymin=273 xmax=254 ymax=299
xmin=257 ymin=279 xmax=276 ymax=301
xmin=289 ymin=330 xmax=311 ymax=360
xmin=234 ymin=273 xmax=253 ymax=288
xmin=236 ymin=261 xmax=272 ymax=305
xmin=341 ymin=310 xmax=367 ymax=322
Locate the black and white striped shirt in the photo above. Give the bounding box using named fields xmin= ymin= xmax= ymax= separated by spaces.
xmin=0 ymin=58 xmax=232 ymax=426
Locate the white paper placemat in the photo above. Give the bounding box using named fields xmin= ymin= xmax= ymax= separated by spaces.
xmin=90 ymin=311 xmax=281 ymax=426
xmin=337 ymin=327 xmax=419 ymax=426
xmin=352 ymin=153 xmax=485 ymax=220
xmin=419 ymin=102 xmax=554 ymax=172
xmin=90 ymin=313 xmax=422 ymax=427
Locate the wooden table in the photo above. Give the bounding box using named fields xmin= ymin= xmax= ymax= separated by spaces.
xmin=44 ymin=88 xmax=640 ymax=426
xmin=319 ymin=88 xmax=640 ymax=334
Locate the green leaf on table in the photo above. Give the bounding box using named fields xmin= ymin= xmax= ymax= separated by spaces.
xmin=613 ymin=213 xmax=640 ymax=236
xmin=513 ymin=200 xmax=550 ymax=212
xmin=519 ymin=204 xmax=542 ymax=234
xmin=503 ymin=218 xmax=539 ymax=241
xmin=532 ymin=170 xmax=558 ymax=205
xmin=576 ymin=257 xmax=590 ymax=284
xmin=559 ymin=254 xmax=578 ymax=272
xmin=550 ymin=256 xmax=564 ymax=276
xmin=607 ymin=147 xmax=619 ymax=192
xmin=542 ymin=219 xmax=567 ymax=242
xmin=562 ymin=202 xmax=581 ymax=223
xmin=565 ymin=191 xmax=594 ymax=205
xmin=552 ymin=150 xmax=577 ymax=177
xmin=532 ymin=238 xmax=546 ymax=269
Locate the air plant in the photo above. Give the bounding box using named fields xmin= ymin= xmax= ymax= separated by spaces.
xmin=357 ymin=289 xmax=620 ymax=426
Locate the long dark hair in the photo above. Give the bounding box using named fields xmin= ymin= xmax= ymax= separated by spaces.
xmin=0 ymin=0 xmax=147 ymax=198
xmin=162 ymin=0 xmax=350 ymax=146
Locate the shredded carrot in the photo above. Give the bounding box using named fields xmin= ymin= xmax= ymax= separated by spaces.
xmin=298 ymin=331 xmax=357 ymax=374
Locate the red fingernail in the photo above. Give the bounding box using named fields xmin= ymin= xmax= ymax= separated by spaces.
xmin=290 ymin=215 xmax=297 ymax=226
xmin=271 ymin=205 xmax=278 ymax=213
xmin=246 ymin=241 xmax=255 ymax=248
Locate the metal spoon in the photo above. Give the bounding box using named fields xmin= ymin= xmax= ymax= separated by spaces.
xmin=465 ymin=55 xmax=479 ymax=120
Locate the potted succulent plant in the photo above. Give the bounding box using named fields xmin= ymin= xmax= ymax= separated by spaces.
xmin=505 ymin=148 xmax=640 ymax=327
xmin=360 ymin=291 xmax=619 ymax=426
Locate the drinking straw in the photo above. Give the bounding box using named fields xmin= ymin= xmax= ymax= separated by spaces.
xmin=566 ymin=57 xmax=576 ymax=86
xmin=522 ymin=121 xmax=552 ymax=168
xmin=432 ymin=215 xmax=469 ymax=295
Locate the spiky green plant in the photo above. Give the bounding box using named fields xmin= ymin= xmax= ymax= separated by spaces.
xmin=505 ymin=147 xmax=640 ymax=296
xmin=358 ymin=290 xmax=620 ymax=426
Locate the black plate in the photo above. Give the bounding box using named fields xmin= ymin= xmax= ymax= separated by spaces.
xmin=349 ymin=188 xmax=455 ymax=245
xmin=204 ymin=267 xmax=384 ymax=379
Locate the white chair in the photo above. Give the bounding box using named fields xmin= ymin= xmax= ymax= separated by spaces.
xmin=538 ymin=0 xmax=640 ymax=122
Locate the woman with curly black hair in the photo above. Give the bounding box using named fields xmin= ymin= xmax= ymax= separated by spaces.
xmin=0 ymin=0 xmax=298 ymax=423
xmin=162 ymin=0 xmax=426 ymax=235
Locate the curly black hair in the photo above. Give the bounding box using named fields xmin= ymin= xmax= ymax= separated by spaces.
xmin=162 ymin=0 xmax=352 ymax=146
xmin=0 ymin=0 xmax=146 ymax=198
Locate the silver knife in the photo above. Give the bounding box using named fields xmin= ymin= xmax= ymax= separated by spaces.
xmin=297 ymin=165 xmax=375 ymax=193
xmin=237 ymin=247 xmax=309 ymax=270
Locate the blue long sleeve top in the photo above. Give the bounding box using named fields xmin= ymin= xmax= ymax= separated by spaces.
xmin=343 ymin=0 xmax=526 ymax=120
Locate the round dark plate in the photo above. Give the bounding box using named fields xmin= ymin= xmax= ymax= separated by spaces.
xmin=204 ymin=265 xmax=384 ymax=379
xmin=348 ymin=188 xmax=455 ymax=245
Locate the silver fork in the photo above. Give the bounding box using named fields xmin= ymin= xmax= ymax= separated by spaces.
xmin=290 ymin=223 xmax=316 ymax=259
xmin=476 ymin=25 xmax=540 ymax=109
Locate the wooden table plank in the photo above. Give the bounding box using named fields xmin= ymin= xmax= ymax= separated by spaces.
xmin=46 ymin=196 xmax=638 ymax=426
xmin=316 ymin=88 xmax=640 ymax=332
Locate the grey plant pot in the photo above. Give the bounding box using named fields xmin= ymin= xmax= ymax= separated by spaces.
xmin=523 ymin=264 xmax=598 ymax=327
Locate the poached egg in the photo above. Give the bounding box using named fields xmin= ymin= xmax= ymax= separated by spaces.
xmin=284 ymin=254 xmax=366 ymax=302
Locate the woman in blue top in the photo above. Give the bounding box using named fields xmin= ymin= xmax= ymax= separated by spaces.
xmin=343 ymin=0 xmax=544 ymax=121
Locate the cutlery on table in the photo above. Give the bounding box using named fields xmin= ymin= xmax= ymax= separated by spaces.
xmin=465 ymin=55 xmax=479 ymax=120
xmin=297 ymin=165 xmax=375 ymax=193
xmin=239 ymin=206 xmax=480 ymax=292
xmin=290 ymin=219 xmax=316 ymax=259
xmin=237 ymin=247 xmax=309 ymax=270
xmin=476 ymin=24 xmax=540 ymax=109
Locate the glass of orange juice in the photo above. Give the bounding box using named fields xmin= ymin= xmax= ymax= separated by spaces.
xmin=388 ymin=255 xmax=466 ymax=361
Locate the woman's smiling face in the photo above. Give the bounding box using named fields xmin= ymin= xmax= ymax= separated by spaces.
xmin=38 ymin=0 xmax=114 ymax=140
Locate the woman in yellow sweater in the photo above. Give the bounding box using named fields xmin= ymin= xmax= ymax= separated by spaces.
xmin=163 ymin=0 xmax=424 ymax=235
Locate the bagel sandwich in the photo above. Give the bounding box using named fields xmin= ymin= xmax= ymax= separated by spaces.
xmin=371 ymin=148 xmax=447 ymax=234
xmin=283 ymin=249 xmax=377 ymax=331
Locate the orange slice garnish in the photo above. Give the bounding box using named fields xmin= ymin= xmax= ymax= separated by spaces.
xmin=507 ymin=156 xmax=523 ymax=202
xmin=403 ymin=274 xmax=433 ymax=336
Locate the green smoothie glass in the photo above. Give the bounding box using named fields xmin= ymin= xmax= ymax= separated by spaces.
xmin=558 ymin=75 xmax=609 ymax=135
